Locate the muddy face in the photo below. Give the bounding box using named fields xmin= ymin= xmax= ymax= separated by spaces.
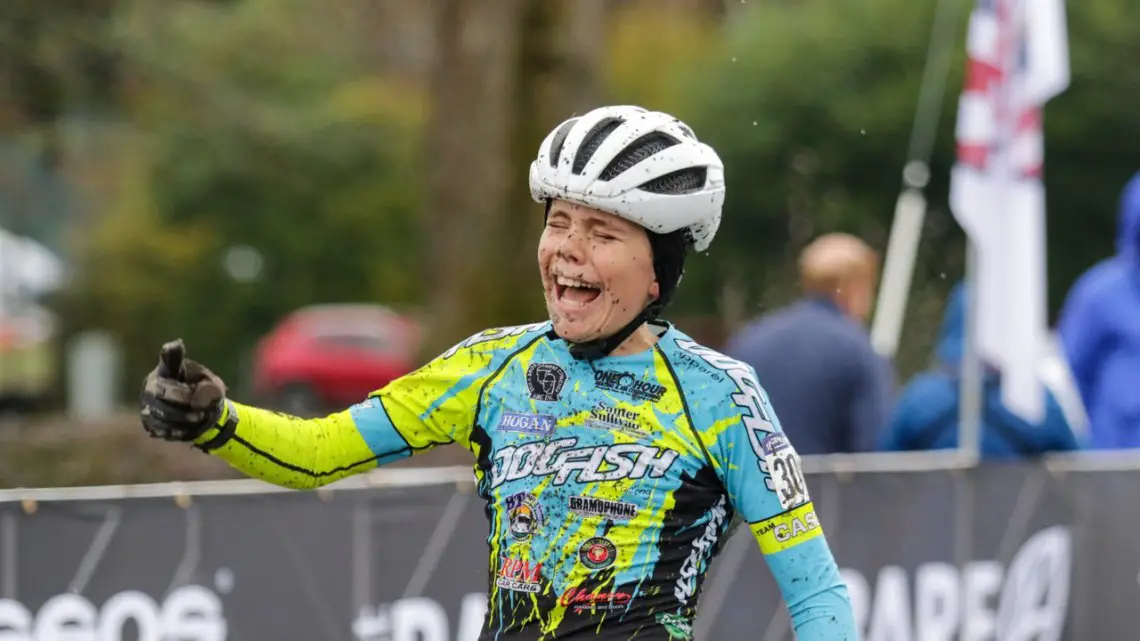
xmin=537 ymin=200 xmax=659 ymax=344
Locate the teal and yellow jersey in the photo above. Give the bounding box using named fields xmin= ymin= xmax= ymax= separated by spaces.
xmin=198 ymin=321 xmax=855 ymax=640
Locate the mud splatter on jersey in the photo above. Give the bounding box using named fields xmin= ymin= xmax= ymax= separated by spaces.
xmin=200 ymin=321 xmax=855 ymax=640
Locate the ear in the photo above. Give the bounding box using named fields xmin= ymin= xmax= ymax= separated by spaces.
xmin=649 ymin=280 xmax=661 ymax=302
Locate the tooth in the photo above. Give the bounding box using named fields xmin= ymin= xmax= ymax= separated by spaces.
xmin=554 ymin=275 xmax=599 ymax=289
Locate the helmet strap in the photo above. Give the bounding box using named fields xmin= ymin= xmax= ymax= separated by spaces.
xmin=567 ymin=304 xmax=661 ymax=361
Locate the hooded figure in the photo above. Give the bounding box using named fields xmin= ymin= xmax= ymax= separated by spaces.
xmin=880 ymin=282 xmax=1080 ymax=458
xmin=1057 ymin=172 xmax=1140 ymax=449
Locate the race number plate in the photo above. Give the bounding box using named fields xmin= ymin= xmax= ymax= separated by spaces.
xmin=759 ymin=433 xmax=810 ymax=510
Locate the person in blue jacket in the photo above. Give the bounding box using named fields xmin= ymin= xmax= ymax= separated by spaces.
xmin=880 ymin=282 xmax=1081 ymax=458
xmin=1056 ymin=172 xmax=1140 ymax=449
xmin=724 ymin=233 xmax=894 ymax=455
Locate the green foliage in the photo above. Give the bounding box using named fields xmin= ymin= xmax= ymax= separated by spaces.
xmin=653 ymin=0 xmax=1140 ymax=375
xmin=604 ymin=4 xmax=720 ymax=115
xmin=47 ymin=0 xmax=1140 ymax=397
xmin=56 ymin=143 xmax=221 ymax=395
xmin=1040 ymin=0 xmax=1140 ymax=296
xmin=672 ymin=0 xmax=968 ymax=314
xmin=59 ymin=0 xmax=426 ymax=389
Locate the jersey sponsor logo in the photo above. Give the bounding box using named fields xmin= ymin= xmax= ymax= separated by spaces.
xmin=578 ymin=537 xmax=618 ymax=570
xmin=568 ymin=496 xmax=638 ymax=520
xmin=585 ymin=404 xmax=646 ymax=436
xmin=674 ymin=495 xmax=728 ymax=605
xmin=506 ymin=492 xmax=544 ymax=540
xmin=675 ymin=339 xmax=779 ymax=491
xmin=774 ymin=510 xmax=818 ymax=542
xmin=760 ymin=432 xmax=790 ymax=456
xmin=594 ymin=370 xmax=666 ymax=402
xmin=656 ymin=613 xmax=694 ymax=640
xmin=526 ymin=363 xmax=567 ymax=401
xmin=761 ymin=433 xmax=810 ymax=509
xmin=498 ymin=411 xmax=556 ymax=435
xmin=559 ymin=587 xmax=633 ymax=613
xmin=441 ymin=323 xmax=548 ymax=359
xmin=490 ymin=437 xmax=679 ymax=489
xmin=496 ymin=556 xmax=543 ymax=594
xmin=671 ymin=352 xmax=726 ymax=383
xmin=751 ymin=502 xmax=822 ymax=554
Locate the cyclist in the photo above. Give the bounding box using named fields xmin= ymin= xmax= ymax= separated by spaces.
xmin=140 ymin=105 xmax=856 ymax=640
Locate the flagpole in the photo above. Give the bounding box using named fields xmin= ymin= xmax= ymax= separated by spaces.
xmin=870 ymin=0 xmax=963 ymax=359
xmin=958 ymin=239 xmax=983 ymax=463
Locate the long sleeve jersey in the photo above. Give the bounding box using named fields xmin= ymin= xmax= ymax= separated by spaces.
xmin=195 ymin=321 xmax=856 ymax=640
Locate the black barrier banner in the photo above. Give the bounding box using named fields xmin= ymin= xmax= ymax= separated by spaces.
xmin=0 ymin=463 xmax=1129 ymax=640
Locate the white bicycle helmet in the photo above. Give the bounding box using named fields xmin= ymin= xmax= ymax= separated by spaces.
xmin=529 ymin=106 xmax=726 ymax=360
xmin=528 ymin=105 xmax=725 ymax=253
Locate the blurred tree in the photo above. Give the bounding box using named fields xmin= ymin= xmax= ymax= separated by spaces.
xmin=674 ymin=0 xmax=968 ymax=325
xmin=0 ymin=0 xmax=121 ymax=161
xmin=604 ymin=2 xmax=720 ymax=115
xmin=421 ymin=0 xmax=607 ymax=356
xmin=421 ymin=0 xmax=521 ymax=356
xmin=651 ymin=0 xmax=1140 ymax=376
xmin=58 ymin=0 xmax=427 ymax=389
xmin=46 ymin=0 xmax=1140 ymax=395
xmin=496 ymin=0 xmax=609 ymax=326
xmin=0 ymin=0 xmax=123 ymax=252
xmin=54 ymin=145 xmax=216 ymax=394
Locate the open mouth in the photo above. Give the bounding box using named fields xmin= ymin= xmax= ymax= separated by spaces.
xmin=553 ymin=274 xmax=603 ymax=308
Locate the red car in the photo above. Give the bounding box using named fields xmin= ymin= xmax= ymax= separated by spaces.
xmin=251 ymin=304 xmax=423 ymax=416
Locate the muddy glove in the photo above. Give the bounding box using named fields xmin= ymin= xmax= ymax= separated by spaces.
xmin=140 ymin=339 xmax=236 ymax=451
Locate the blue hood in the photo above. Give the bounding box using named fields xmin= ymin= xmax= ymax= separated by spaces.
xmin=1119 ymin=171 xmax=1140 ymax=262
xmin=935 ymin=282 xmax=966 ymax=364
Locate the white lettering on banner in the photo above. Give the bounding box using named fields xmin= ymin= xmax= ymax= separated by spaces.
xmin=675 ymin=339 xmax=778 ymax=491
xmin=0 ymin=585 xmax=227 ymax=641
xmin=674 ymin=495 xmax=728 ymax=605
xmin=441 ymin=324 xmax=548 ymax=359
xmin=843 ymin=526 xmax=1071 ymax=641
xmin=353 ymin=594 xmax=487 ymax=641
xmin=490 ymin=437 xmax=679 ymax=489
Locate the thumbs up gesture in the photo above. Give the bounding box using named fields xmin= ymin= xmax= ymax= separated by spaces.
xmin=139 ymin=339 xmax=228 ymax=442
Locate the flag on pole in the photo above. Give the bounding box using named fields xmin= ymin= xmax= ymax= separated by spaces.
xmin=950 ymin=0 xmax=1070 ymax=422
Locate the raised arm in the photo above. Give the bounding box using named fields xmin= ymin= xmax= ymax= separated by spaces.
xmin=193 ymin=401 xmax=388 ymax=489
xmin=142 ymin=325 xmax=548 ymax=490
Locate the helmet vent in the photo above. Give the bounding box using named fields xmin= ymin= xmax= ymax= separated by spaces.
xmin=572 ymin=118 xmax=623 ymax=175
xmin=599 ymin=132 xmax=679 ymax=181
xmin=640 ymin=167 xmax=707 ymax=195
xmin=549 ymin=118 xmax=579 ymax=167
